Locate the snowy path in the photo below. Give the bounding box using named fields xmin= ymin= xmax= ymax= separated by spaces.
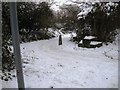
xmin=2 ymin=34 xmax=118 ymax=88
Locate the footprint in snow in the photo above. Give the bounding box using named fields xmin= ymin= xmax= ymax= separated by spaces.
xmin=106 ymin=78 xmax=108 ymax=80
xmin=58 ymin=63 xmax=64 ymax=67
xmin=89 ymin=70 xmax=94 ymax=73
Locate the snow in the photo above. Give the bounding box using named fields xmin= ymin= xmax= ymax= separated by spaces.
xmin=79 ymin=40 xmax=83 ymax=44
xmin=49 ymin=0 xmax=96 ymax=12
xmin=71 ymin=32 xmax=77 ymax=37
xmin=77 ymin=6 xmax=93 ymax=18
xmin=50 ymin=0 xmax=71 ymax=11
xmin=77 ymin=2 xmax=94 ymax=19
xmin=2 ymin=33 xmax=118 ymax=88
xmin=84 ymin=36 xmax=96 ymax=40
xmin=35 ymin=0 xmax=98 ymax=18
xmin=90 ymin=41 xmax=102 ymax=45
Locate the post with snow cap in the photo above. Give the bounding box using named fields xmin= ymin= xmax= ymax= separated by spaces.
xmin=58 ymin=28 xmax=63 ymax=45
xmin=9 ymin=2 xmax=25 ymax=90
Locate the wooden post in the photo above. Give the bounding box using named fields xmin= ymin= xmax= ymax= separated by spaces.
xmin=9 ymin=2 xmax=25 ymax=90
xmin=58 ymin=35 xmax=62 ymax=45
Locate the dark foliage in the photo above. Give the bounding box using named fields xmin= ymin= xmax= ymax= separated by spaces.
xmin=77 ymin=2 xmax=120 ymax=43
xmin=2 ymin=2 xmax=55 ymax=75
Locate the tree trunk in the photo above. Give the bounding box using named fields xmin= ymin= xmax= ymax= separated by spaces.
xmin=58 ymin=35 xmax=62 ymax=45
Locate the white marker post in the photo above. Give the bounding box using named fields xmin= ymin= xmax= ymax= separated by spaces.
xmin=9 ymin=2 xmax=25 ymax=90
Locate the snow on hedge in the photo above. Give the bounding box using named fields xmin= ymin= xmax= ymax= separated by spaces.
xmin=84 ymin=36 xmax=96 ymax=40
xmin=90 ymin=41 xmax=102 ymax=45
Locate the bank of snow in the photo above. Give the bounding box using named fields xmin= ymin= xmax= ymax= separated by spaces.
xmin=2 ymin=34 xmax=118 ymax=88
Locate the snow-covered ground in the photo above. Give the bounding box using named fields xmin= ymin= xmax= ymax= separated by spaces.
xmin=2 ymin=34 xmax=118 ymax=88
